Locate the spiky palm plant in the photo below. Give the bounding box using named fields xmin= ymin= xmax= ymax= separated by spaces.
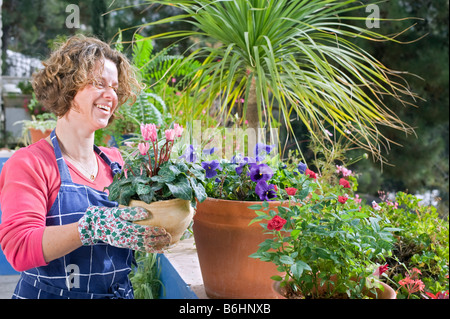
xmin=138 ymin=0 xmax=421 ymax=163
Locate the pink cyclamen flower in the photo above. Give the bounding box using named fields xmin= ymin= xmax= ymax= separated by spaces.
xmin=141 ymin=123 xmax=157 ymax=142
xmin=138 ymin=142 xmax=150 ymax=155
xmin=174 ymin=123 xmax=183 ymax=137
xmin=165 ymin=129 xmax=176 ymax=141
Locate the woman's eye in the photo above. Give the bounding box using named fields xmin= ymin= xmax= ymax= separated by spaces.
xmin=92 ymin=81 xmax=104 ymax=88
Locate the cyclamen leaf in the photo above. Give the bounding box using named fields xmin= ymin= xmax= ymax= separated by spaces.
xmin=188 ymin=176 xmax=207 ymax=203
xmin=166 ymin=175 xmax=192 ymax=200
xmin=136 ymin=183 xmax=152 ymax=195
xmin=117 ymin=185 xmax=136 ymax=206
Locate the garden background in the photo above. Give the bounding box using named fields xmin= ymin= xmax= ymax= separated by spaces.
xmin=1 ymin=0 xmax=448 ymax=216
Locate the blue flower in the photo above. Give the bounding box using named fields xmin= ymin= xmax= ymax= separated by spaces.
xmin=179 ymin=145 xmax=197 ymax=163
xmin=255 ymin=181 xmax=277 ymax=201
xmin=202 ymin=160 xmax=222 ymax=178
xmin=235 ymin=156 xmax=255 ymax=175
xmin=203 ymin=147 xmax=216 ymax=156
xmin=297 ymin=162 xmax=307 ymax=174
xmin=249 ymin=163 xmax=274 ymax=182
xmin=254 ymin=142 xmax=275 ymax=162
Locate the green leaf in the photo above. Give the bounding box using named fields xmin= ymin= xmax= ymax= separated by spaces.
xmin=270 ymin=275 xmax=283 ymax=281
xmin=291 ymin=229 xmax=301 ymax=239
xmin=291 ymin=260 xmax=312 ymax=280
xmin=136 ymin=183 xmax=152 ymax=195
xmin=139 ymin=191 xmax=155 ymax=204
xmin=188 ymin=176 xmax=207 ymax=202
xmin=166 ymin=175 xmax=192 ymax=200
xmin=279 ymin=255 xmax=294 ymax=265
xmin=116 ymin=185 xmax=136 ymax=206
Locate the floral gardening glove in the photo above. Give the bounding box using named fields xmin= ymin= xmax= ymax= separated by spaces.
xmin=78 ymin=206 xmax=171 ymax=253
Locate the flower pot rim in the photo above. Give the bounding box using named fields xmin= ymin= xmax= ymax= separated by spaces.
xmin=129 ymin=197 xmax=189 ymax=204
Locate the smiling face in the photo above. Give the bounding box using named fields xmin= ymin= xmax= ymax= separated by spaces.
xmin=69 ymin=58 xmax=119 ymax=130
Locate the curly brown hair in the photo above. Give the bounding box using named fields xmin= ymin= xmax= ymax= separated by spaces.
xmin=32 ymin=34 xmax=142 ymax=122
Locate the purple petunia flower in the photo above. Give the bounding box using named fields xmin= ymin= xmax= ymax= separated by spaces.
xmin=249 ymin=163 xmax=274 ymax=182
xmin=255 ymin=181 xmax=277 ymax=201
xmin=202 ymin=160 xmax=222 ymax=178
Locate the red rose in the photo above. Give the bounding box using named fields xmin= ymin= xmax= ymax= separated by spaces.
xmin=285 ymin=187 xmax=297 ymax=196
xmin=305 ymin=168 xmax=317 ymax=179
xmin=339 ymin=178 xmax=350 ymax=189
xmin=338 ymin=196 xmax=348 ymax=204
xmin=267 ymin=215 xmax=287 ymax=231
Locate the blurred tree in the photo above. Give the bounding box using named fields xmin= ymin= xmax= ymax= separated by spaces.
xmin=349 ymin=0 xmax=449 ymax=214
xmin=1 ymin=0 xmax=192 ymax=72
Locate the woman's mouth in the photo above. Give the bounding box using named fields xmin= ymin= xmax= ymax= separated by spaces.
xmin=95 ymin=104 xmax=111 ymax=112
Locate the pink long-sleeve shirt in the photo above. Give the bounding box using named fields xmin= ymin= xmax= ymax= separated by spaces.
xmin=0 ymin=139 xmax=124 ymax=272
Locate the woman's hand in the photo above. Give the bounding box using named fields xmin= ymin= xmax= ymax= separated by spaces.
xmin=78 ymin=206 xmax=171 ymax=252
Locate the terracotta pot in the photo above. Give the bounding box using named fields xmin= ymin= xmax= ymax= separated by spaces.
xmin=193 ymin=197 xmax=285 ymax=299
xmin=29 ymin=128 xmax=52 ymax=144
xmin=272 ymin=277 xmax=397 ymax=299
xmin=128 ymin=198 xmax=194 ymax=246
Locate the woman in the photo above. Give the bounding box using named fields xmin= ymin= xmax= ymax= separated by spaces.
xmin=0 ymin=35 xmax=171 ymax=299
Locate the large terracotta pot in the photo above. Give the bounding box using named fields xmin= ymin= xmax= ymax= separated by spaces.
xmin=128 ymin=198 xmax=194 ymax=246
xmin=272 ymin=277 xmax=397 ymax=299
xmin=193 ymin=197 xmax=284 ymax=299
xmin=29 ymin=128 xmax=52 ymax=144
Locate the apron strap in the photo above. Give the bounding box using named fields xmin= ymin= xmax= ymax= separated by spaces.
xmin=50 ymin=129 xmax=122 ymax=182
xmin=50 ymin=129 xmax=72 ymax=183
xmin=94 ymin=145 xmax=122 ymax=177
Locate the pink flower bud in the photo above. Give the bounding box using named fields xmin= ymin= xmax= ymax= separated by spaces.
xmin=138 ymin=142 xmax=150 ymax=155
xmin=140 ymin=123 xmax=157 ymax=142
xmin=165 ymin=129 xmax=176 ymax=141
xmin=174 ymin=123 xmax=183 ymax=137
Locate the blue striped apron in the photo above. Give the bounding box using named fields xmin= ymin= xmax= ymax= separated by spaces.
xmin=12 ymin=130 xmax=134 ymax=299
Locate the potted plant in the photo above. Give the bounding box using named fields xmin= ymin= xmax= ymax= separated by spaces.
xmin=249 ymin=167 xmax=399 ymax=299
xmin=191 ymin=142 xmax=313 ymax=298
xmin=14 ymin=112 xmax=57 ymax=145
xmin=106 ymin=123 xmax=207 ymax=245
